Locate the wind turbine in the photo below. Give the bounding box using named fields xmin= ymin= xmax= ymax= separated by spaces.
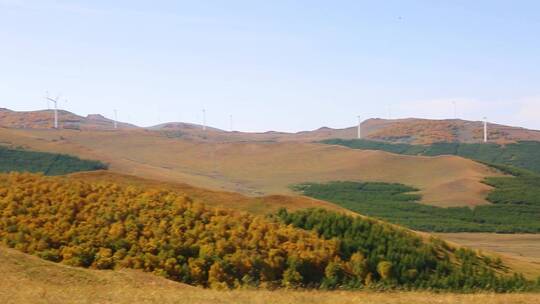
xmin=114 ymin=109 xmax=118 ymax=129
xmin=229 ymin=114 xmax=233 ymax=132
xmin=483 ymin=117 xmax=488 ymax=143
xmin=202 ymin=109 xmax=207 ymax=131
xmin=45 ymin=92 xmax=61 ymax=129
xmin=357 ymin=116 xmax=362 ymax=139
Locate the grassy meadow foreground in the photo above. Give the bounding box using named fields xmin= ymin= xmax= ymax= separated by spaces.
xmin=1 ymin=245 xmax=539 ymax=304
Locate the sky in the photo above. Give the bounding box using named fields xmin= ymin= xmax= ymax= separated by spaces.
xmin=1 ymin=0 xmax=539 ymax=132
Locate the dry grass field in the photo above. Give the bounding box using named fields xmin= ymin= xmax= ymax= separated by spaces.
xmin=1 ymin=245 xmax=538 ymax=304
xmin=436 ymin=233 xmax=540 ymax=279
xmin=69 ymin=170 xmax=349 ymax=215
xmin=0 ymin=127 xmax=502 ymax=207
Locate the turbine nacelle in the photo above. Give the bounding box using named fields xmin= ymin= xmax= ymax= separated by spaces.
xmin=44 ymin=91 xmax=65 ymax=129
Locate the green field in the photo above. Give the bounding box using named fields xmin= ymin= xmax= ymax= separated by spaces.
xmin=321 ymin=139 xmax=540 ymax=174
xmin=0 ymin=147 xmax=107 ymax=175
xmin=292 ymin=172 xmax=540 ymax=233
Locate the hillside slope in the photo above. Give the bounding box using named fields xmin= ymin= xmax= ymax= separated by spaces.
xmin=0 ymin=173 xmax=533 ymax=291
xmin=0 ymin=146 xmax=107 ymax=175
xmin=0 ymin=108 xmax=137 ymax=130
xmin=0 ymin=128 xmax=502 ymax=207
xmin=293 ymin=179 xmax=540 ymax=233
xmin=70 ymin=170 xmax=348 ymax=215
xmin=3 ymin=108 xmax=539 ymax=144
xmin=435 ymin=233 xmax=540 ymax=280
xmin=1 ymin=246 xmax=537 ymax=304
xmin=322 ymin=139 xmax=540 ymax=175
xmin=359 ymin=118 xmax=540 ymax=145
xmin=140 ymin=117 xmax=540 ymax=144
xmin=142 ymin=118 xmax=540 ymax=144
xmin=72 ymin=172 xmax=540 ymax=277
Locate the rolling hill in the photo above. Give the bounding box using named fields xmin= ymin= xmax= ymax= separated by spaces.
xmin=70 ymin=170 xmax=348 ymax=215
xmin=292 ymin=178 xmax=540 ymax=233
xmin=0 ymin=108 xmax=137 ymax=130
xmin=0 ymin=172 xmax=535 ymax=292
xmin=3 ymin=108 xmax=539 ymax=144
xmin=0 ymin=146 xmax=107 ymax=175
xmin=1 ymin=108 xmax=539 ymax=285
xmin=321 ymin=139 xmax=540 ymax=174
xmin=131 ymin=117 xmax=540 ymax=144
xmin=1 ymin=245 xmax=537 ymax=304
xmin=357 ymin=118 xmax=540 ymax=145
xmin=0 ymin=127 xmax=502 ymax=207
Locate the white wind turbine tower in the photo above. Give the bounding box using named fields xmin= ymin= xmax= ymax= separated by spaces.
xmin=114 ymin=109 xmax=118 ymax=129
xmin=45 ymin=91 xmax=61 ymax=129
xmin=357 ymin=116 xmax=362 ymax=139
xmin=229 ymin=114 xmax=233 ymax=132
xmin=483 ymin=117 xmax=488 ymax=143
xmin=202 ymin=109 xmax=207 ymax=131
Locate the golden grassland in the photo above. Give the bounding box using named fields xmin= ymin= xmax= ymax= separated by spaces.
xmin=1 ymin=245 xmax=538 ymax=304
xmin=68 ymin=170 xmax=350 ymax=215
xmin=436 ymin=233 xmax=540 ymax=279
xmin=0 ymin=127 xmax=502 ymax=207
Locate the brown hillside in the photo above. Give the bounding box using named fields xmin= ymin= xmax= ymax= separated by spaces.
xmin=109 ymin=117 xmax=540 ymax=144
xmin=359 ymin=118 xmax=540 ymax=144
xmin=69 ymin=170 xmax=348 ymax=215
xmin=3 ymin=109 xmax=539 ymax=144
xmin=0 ymin=108 xmax=137 ymax=130
xmin=0 ymin=127 xmax=502 ymax=207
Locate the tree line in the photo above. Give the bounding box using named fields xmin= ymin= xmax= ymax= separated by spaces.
xmin=0 ymin=173 xmax=536 ymax=291
xmin=293 ymin=180 xmax=540 ymax=233
xmin=0 ymin=146 xmax=107 ymax=175
xmin=321 ymin=139 xmax=540 ymax=174
xmin=275 ymin=208 xmax=537 ymax=292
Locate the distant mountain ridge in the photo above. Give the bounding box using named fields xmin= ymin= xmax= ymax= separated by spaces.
xmin=0 ymin=108 xmax=137 ymax=130
xmin=358 ymin=118 xmax=540 ymax=144
xmin=1 ymin=108 xmax=539 ymax=143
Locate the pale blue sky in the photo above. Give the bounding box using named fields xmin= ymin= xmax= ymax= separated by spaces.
xmin=1 ymin=0 xmax=539 ymax=131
